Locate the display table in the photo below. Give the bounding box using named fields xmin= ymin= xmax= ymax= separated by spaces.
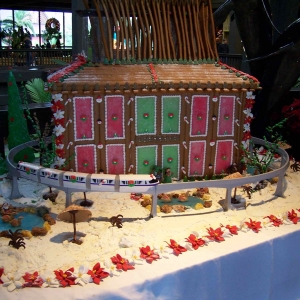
xmin=3 ymin=224 xmax=300 ymax=300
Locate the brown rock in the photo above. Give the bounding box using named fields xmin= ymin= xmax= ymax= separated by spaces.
xmin=172 ymin=205 xmax=185 ymax=212
xmin=160 ymin=204 xmax=173 ymax=214
xmin=31 ymin=227 xmax=48 ymax=236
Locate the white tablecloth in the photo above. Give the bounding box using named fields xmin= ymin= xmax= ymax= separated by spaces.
xmin=3 ymin=225 xmax=300 ymax=300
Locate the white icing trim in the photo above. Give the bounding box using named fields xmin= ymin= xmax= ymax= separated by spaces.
xmin=105 ymin=95 xmax=125 ymax=140
xmin=162 ymin=144 xmax=180 ymax=178
xmin=135 ymin=95 xmax=157 ymax=136
xmin=105 ymin=144 xmax=126 ymax=174
xmin=190 ymin=95 xmax=209 ymax=137
xmin=75 ymin=144 xmax=97 ymax=173
xmin=217 ymin=95 xmax=236 ymax=137
xmin=135 ymin=145 xmax=158 ymax=174
xmin=188 ymin=140 xmax=206 ymax=177
xmin=73 ymin=96 xmax=94 ymax=142
xmin=214 ymin=140 xmax=234 ymax=174
xmin=161 ymin=95 xmax=181 ymax=134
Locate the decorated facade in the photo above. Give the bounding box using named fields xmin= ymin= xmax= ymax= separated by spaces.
xmin=47 ymin=0 xmax=259 ymax=179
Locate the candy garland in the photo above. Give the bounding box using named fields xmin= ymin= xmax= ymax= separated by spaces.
xmin=242 ymin=91 xmax=256 ymax=148
xmin=51 ymin=93 xmax=66 ymax=168
xmin=216 ymin=61 xmax=259 ymax=83
xmin=147 ymin=63 xmax=159 ymax=83
xmin=1 ymin=208 xmax=300 ymax=291
xmin=48 ymin=54 xmax=87 ymax=83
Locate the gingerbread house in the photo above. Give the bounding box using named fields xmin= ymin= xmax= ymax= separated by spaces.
xmin=48 ymin=0 xmax=259 ymax=180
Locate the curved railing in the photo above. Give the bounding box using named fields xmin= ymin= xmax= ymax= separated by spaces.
xmin=6 ymin=137 xmax=290 ymax=216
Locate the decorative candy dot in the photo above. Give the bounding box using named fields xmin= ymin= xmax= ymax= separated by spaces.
xmin=112 ymin=159 xmax=118 ymax=165
xmin=224 ymin=114 xmax=230 ymax=120
xmin=209 ymin=164 xmax=213 ymax=169
xmin=112 ymin=114 xmax=118 ymax=121
xmin=143 ymin=113 xmax=149 ymax=119
xmin=167 ymin=157 xmax=173 ymax=163
xmin=222 ymin=155 xmax=227 ymax=160
xmin=83 ymin=161 xmax=89 ymax=167
xmin=212 ymin=115 xmax=217 ymax=121
xmin=143 ymin=160 xmax=149 ymax=166
xmin=168 ymin=112 xmax=174 ymax=119
xmin=197 ymin=114 xmax=202 ymax=120
xmin=81 ymin=115 xmax=87 ymax=121
xmin=194 ymin=156 xmax=200 ymax=162
xmin=97 ymin=119 xmax=102 ymax=124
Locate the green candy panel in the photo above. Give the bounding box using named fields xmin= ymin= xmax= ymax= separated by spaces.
xmin=162 ymin=96 xmax=181 ymax=134
xmin=136 ymin=146 xmax=157 ymax=174
xmin=162 ymin=145 xmax=179 ymax=178
xmin=136 ymin=96 xmax=156 ymax=135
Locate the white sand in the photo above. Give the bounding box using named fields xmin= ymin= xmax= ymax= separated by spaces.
xmin=0 ymin=165 xmax=300 ymax=295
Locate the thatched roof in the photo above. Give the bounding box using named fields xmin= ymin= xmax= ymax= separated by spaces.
xmin=83 ymin=0 xmax=217 ymax=62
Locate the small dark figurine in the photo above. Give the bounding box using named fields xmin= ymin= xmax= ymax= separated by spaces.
xmin=43 ymin=187 xmax=58 ymax=202
xmin=110 ymin=214 xmax=123 ymax=228
xmin=290 ymin=160 xmax=300 ymax=172
xmin=8 ymin=229 xmax=26 ymax=249
xmin=242 ymin=185 xmax=255 ymax=199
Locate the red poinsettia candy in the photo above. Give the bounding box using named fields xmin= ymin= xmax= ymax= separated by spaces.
xmin=165 ymin=239 xmax=187 ymax=256
xmin=111 ymin=254 xmax=135 ymax=271
xmin=225 ymin=224 xmax=239 ymax=235
xmin=140 ymin=245 xmax=160 ymax=263
xmin=54 ymin=267 xmax=76 ymax=287
xmin=264 ymin=215 xmax=283 ymax=227
xmin=22 ymin=271 xmax=44 ymax=287
xmin=87 ymin=262 xmax=109 ymax=285
xmin=287 ymin=209 xmax=299 ymax=224
xmin=185 ymin=234 xmax=206 ymax=250
xmin=244 ymin=218 xmax=262 ymax=233
xmin=206 ymin=227 xmax=225 ymax=242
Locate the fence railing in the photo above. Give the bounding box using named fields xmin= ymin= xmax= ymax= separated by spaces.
xmin=218 ymin=53 xmax=243 ymax=70
xmin=0 ymin=49 xmax=243 ymax=70
xmin=0 ymin=48 xmax=73 ymax=68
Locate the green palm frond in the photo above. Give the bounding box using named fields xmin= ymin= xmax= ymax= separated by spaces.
xmin=25 ymin=78 xmax=51 ymax=103
xmin=50 ymin=59 xmax=69 ymax=66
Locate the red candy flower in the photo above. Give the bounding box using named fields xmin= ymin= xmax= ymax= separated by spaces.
xmin=54 ymin=268 xmax=76 ymax=287
xmin=140 ymin=245 xmax=160 ymax=263
xmin=111 ymin=254 xmax=135 ymax=271
xmin=87 ymin=263 xmax=109 ymax=285
xmin=245 ymin=218 xmax=262 ymax=233
xmin=287 ymin=209 xmax=299 ymax=224
xmin=165 ymin=239 xmax=187 ymax=256
xmin=185 ymin=234 xmax=206 ymax=250
xmin=22 ymin=271 xmax=43 ymax=288
xmin=225 ymin=224 xmax=239 ymax=235
xmin=206 ymin=227 xmax=225 ymax=242
xmin=264 ymin=215 xmax=283 ymax=227
xmin=0 ymin=267 xmax=4 ymax=284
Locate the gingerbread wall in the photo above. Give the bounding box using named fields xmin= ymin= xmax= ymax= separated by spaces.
xmin=49 ymin=62 xmax=258 ymax=180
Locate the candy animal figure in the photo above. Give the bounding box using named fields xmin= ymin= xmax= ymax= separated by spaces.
xmin=110 ymin=214 xmax=123 ymax=228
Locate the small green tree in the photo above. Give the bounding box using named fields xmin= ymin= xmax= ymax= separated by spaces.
xmin=241 ymin=119 xmax=286 ymax=174
xmin=7 ymin=71 xmax=35 ymax=163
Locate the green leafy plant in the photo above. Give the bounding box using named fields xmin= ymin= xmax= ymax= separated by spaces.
xmin=241 ymin=119 xmax=287 ymax=174
xmin=25 ymin=78 xmax=51 ymax=103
